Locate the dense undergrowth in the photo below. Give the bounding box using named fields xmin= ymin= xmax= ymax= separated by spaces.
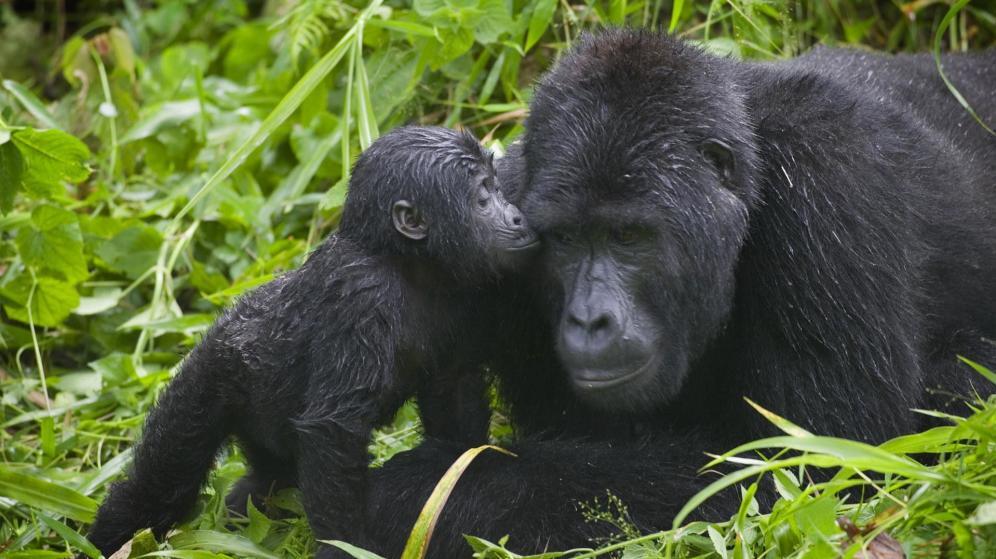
xmin=1 ymin=1 xmax=995 ymax=557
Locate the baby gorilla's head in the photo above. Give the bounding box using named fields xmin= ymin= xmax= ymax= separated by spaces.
xmin=340 ymin=126 xmax=538 ymax=282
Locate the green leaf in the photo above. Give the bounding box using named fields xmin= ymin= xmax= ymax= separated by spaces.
xmin=0 ymin=465 xmax=98 ymax=522
xmin=245 ymin=498 xmax=272 ymax=544
xmin=173 ymin=0 xmax=385 ymax=224
xmin=707 ymin=525 xmax=729 ymax=559
xmin=89 ymin=352 xmax=138 ymax=386
xmin=966 ymin=500 xmax=996 ymax=526
xmin=140 ymin=552 xmax=228 ymax=559
xmin=159 ymin=44 xmax=211 ymax=89
xmin=745 ymin=398 xmax=813 ymax=438
xmin=169 ymin=530 xmax=281 ymax=559
xmin=75 ymin=286 xmax=124 ymax=315
xmin=525 ymin=0 xmax=557 ymax=52
xmin=1 ymin=273 xmax=80 ymax=327
xmin=15 ymin=204 xmax=87 ymax=283
xmin=933 ymin=0 xmax=995 ymax=136
xmin=323 ymin=541 xmax=387 ymax=559
xmin=958 ymin=356 xmax=996 ymax=384
xmin=60 ymin=36 xmax=95 ymax=87
xmin=402 ymin=445 xmax=516 ymax=559
xmin=126 ymin=528 xmax=160 ymax=558
xmin=366 ymin=19 xmax=437 ymax=38
xmin=0 ymin=140 xmax=25 ymax=214
xmin=120 ymin=99 xmax=202 ymax=143
xmin=319 ymin=178 xmax=348 ymax=211
xmin=353 ymin=45 xmax=379 ymax=150
xmin=791 ymin=496 xmax=841 ymax=537
xmin=11 ymin=128 xmax=91 ymax=193
xmin=669 ymin=0 xmax=685 ymax=32
xmin=107 ymin=27 xmax=137 ymax=78
xmin=413 ymin=0 xmax=447 ymax=18
xmin=2 ymin=79 xmax=61 ymax=130
xmin=96 ymin=224 xmax=164 ymax=279
xmin=137 ymin=313 xmax=216 ymax=335
xmin=189 ymin=261 xmax=230 ymax=296
xmin=38 ymin=513 xmax=101 ymax=558
xmin=474 ymin=0 xmax=514 ymax=44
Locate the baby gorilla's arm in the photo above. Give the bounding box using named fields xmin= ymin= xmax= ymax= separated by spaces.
xmin=418 ymin=366 xmax=491 ymax=445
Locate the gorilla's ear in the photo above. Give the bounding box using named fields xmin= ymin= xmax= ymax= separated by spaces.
xmin=700 ymin=139 xmax=736 ymax=188
xmin=392 ymin=200 xmax=428 ymax=240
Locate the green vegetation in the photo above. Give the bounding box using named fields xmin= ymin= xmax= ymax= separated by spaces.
xmin=1 ymin=1 xmax=994 ymax=557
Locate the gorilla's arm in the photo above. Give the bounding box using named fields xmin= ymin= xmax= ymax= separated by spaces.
xmin=365 ymin=435 xmax=735 ymax=557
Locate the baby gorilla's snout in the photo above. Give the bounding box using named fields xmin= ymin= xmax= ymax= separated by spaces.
xmin=498 ymin=200 xmax=539 ymax=250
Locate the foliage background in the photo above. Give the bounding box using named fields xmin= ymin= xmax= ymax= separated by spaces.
xmin=1 ymin=1 xmax=995 ymax=558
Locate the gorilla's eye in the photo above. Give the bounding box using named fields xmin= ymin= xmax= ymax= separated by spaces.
xmin=700 ymin=139 xmax=735 ymax=184
xmin=610 ymin=227 xmax=646 ymax=246
xmin=549 ymin=230 xmax=576 ymax=244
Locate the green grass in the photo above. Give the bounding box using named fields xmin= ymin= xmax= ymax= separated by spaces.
xmin=1 ymin=1 xmax=995 ymax=557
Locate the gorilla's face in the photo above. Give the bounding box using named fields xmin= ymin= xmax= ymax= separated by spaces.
xmin=521 ymin=32 xmax=759 ymax=411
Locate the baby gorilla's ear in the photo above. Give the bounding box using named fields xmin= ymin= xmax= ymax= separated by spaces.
xmin=392 ymin=200 xmax=428 ymax=240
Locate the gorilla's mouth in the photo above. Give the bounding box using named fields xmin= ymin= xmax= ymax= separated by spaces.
xmin=505 ymin=237 xmax=540 ymax=251
xmin=571 ymin=354 xmax=658 ymax=390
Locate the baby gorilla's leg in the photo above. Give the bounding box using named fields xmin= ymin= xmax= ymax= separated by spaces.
xmin=226 ymin=463 xmax=295 ymax=519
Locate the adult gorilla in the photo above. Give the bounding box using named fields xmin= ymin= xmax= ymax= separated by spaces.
xmin=364 ymin=30 xmax=996 ymax=555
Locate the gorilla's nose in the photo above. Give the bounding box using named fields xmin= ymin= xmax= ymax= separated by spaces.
xmin=563 ymin=305 xmax=618 ymax=355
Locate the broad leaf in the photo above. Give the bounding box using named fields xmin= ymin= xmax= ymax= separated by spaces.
xmin=168 ymin=530 xmax=281 ymax=559
xmin=0 ymin=141 xmax=25 ymax=214
xmin=96 ymin=224 xmax=164 ymax=279
xmin=1 ymin=273 xmax=80 ymax=327
xmin=11 ymin=128 xmax=91 ymax=194
xmin=15 ymin=204 xmax=88 ymax=283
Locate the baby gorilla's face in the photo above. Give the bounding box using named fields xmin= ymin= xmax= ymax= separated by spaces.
xmin=469 ymin=167 xmax=538 ymax=271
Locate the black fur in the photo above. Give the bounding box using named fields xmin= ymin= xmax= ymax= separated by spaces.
xmin=365 ymin=31 xmax=996 ymax=556
xmin=85 ymin=127 xmax=536 ymax=558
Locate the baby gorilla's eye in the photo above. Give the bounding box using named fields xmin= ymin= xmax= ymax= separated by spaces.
xmin=477 ymin=187 xmax=491 ymax=208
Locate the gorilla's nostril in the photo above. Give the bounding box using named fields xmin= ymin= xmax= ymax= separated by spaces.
xmin=512 ymin=215 xmax=522 ymax=226
xmin=591 ymin=315 xmax=611 ymax=333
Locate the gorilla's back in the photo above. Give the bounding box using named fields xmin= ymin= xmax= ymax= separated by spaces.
xmin=791 ymin=47 xmax=996 ymax=162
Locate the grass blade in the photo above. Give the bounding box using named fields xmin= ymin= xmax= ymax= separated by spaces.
xmin=932 ymin=0 xmax=995 ymax=135
xmin=401 ymin=445 xmax=516 ymax=559
xmin=173 ymin=0 xmax=384 ymax=223
xmin=2 ymin=79 xmax=61 ymax=130
xmin=0 ymin=465 xmax=98 ymax=522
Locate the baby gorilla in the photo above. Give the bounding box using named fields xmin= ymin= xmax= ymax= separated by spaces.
xmin=85 ymin=126 xmax=537 ymax=557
